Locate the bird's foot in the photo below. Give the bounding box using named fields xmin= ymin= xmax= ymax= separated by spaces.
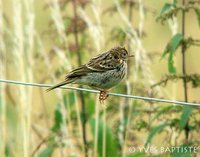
xmin=99 ymin=91 xmax=109 ymax=103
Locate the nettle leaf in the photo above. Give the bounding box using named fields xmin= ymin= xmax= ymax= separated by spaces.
xmin=38 ymin=146 xmax=54 ymax=157
xmin=192 ymin=76 xmax=200 ymax=87
xmin=179 ymin=106 xmax=193 ymax=129
xmin=51 ymin=105 xmax=63 ymax=132
xmin=63 ymin=92 xmax=75 ymax=108
xmin=161 ymin=48 xmax=169 ymax=59
xmin=160 ymin=3 xmax=174 ymax=15
xmin=90 ymin=118 xmax=118 ymax=157
xmin=173 ymin=0 xmax=177 ymax=5
xmin=168 ymin=52 xmax=176 ymax=73
xmin=170 ymin=33 xmax=184 ymax=52
xmin=68 ymin=92 xmax=75 ymax=105
xmin=145 ymin=123 xmax=169 ymax=147
xmin=87 ymin=98 xmax=95 ymax=118
xmin=194 ymin=8 xmax=200 ymax=27
xmin=162 ymin=33 xmax=183 ymax=58
xmin=162 ymin=33 xmax=184 ymax=74
xmin=152 ymin=106 xmax=181 ymax=122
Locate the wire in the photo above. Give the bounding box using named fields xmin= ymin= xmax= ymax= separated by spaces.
xmin=0 ymin=79 xmax=200 ymax=107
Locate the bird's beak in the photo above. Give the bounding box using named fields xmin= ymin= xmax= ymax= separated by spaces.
xmin=127 ymin=55 xmax=134 ymax=60
xmin=128 ymin=55 xmax=134 ymax=58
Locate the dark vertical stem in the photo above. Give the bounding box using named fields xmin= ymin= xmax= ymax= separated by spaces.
xmin=73 ymin=0 xmax=88 ymax=156
xmin=73 ymin=0 xmax=82 ymax=66
xmin=181 ymin=0 xmax=189 ymax=141
xmin=182 ymin=0 xmax=187 ymax=101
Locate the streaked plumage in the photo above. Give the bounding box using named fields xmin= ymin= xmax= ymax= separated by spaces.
xmin=47 ymin=46 xmax=133 ymax=102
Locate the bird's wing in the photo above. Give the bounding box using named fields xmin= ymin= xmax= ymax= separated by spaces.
xmin=66 ymin=65 xmax=94 ymax=78
xmin=66 ymin=52 xmax=119 ymax=79
xmin=86 ymin=51 xmax=118 ymax=71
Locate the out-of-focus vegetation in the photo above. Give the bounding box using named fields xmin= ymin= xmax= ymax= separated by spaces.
xmin=0 ymin=0 xmax=200 ymax=157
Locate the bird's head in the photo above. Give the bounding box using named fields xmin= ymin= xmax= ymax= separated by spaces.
xmin=109 ymin=46 xmax=134 ymax=64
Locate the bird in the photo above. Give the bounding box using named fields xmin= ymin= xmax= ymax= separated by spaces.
xmin=46 ymin=46 xmax=134 ymax=102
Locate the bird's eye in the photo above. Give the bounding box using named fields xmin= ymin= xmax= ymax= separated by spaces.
xmin=114 ymin=56 xmax=118 ymax=59
xmin=122 ymin=51 xmax=127 ymax=57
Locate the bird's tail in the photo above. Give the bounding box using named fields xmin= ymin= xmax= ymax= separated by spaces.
xmin=46 ymin=79 xmax=74 ymax=92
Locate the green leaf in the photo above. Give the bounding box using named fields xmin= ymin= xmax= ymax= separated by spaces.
xmin=192 ymin=76 xmax=200 ymax=87
xmin=171 ymin=144 xmax=193 ymax=157
xmin=173 ymin=0 xmax=177 ymax=5
xmin=87 ymin=98 xmax=95 ymax=117
xmin=194 ymin=8 xmax=200 ymax=27
xmin=5 ymin=145 xmax=11 ymax=157
xmin=38 ymin=146 xmax=54 ymax=157
xmin=68 ymin=92 xmax=75 ymax=105
xmin=51 ymin=105 xmax=63 ymax=132
xmin=160 ymin=3 xmax=174 ymax=15
xmin=145 ymin=123 xmax=169 ymax=147
xmin=170 ymin=33 xmax=184 ymax=52
xmin=179 ymin=106 xmax=193 ymax=129
xmin=162 ymin=33 xmax=183 ymax=58
xmin=135 ymin=120 xmax=148 ymax=130
xmin=152 ymin=106 xmax=181 ymax=122
xmin=161 ymin=48 xmax=168 ymax=59
xmin=161 ymin=33 xmax=183 ymax=73
xmin=63 ymin=92 xmax=75 ymax=108
xmin=168 ymin=51 xmax=176 ymax=73
xmin=90 ymin=118 xmax=118 ymax=157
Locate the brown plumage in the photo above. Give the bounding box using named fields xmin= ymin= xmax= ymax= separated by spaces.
xmin=47 ymin=46 xmax=133 ymax=102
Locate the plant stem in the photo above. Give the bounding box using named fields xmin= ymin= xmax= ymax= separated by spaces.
xmin=94 ymin=98 xmax=100 ymax=157
xmin=72 ymin=0 xmax=88 ymax=156
xmin=102 ymin=105 xmax=107 ymax=157
xmin=182 ymin=0 xmax=187 ymax=101
xmin=123 ymin=0 xmax=133 ymax=139
xmin=122 ymin=1 xmax=133 ymax=157
xmin=182 ymin=0 xmax=189 ymax=141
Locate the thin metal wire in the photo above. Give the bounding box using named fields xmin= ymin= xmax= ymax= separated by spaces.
xmin=0 ymin=79 xmax=200 ymax=107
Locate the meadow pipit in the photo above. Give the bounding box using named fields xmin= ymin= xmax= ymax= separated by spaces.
xmin=47 ymin=46 xmax=133 ymax=102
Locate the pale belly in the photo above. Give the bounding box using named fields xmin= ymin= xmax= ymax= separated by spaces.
xmin=75 ymin=68 xmax=126 ymax=90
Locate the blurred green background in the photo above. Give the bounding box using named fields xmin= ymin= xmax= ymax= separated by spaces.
xmin=0 ymin=0 xmax=200 ymax=157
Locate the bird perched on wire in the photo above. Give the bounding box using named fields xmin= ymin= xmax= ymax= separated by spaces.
xmin=46 ymin=46 xmax=134 ymax=102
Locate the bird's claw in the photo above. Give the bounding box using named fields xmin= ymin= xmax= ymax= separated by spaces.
xmin=99 ymin=91 xmax=109 ymax=103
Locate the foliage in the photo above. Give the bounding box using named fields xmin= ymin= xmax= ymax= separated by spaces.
xmin=90 ymin=118 xmax=118 ymax=157
xmin=161 ymin=33 xmax=184 ymax=73
xmin=38 ymin=146 xmax=55 ymax=157
xmin=145 ymin=123 xmax=170 ymax=147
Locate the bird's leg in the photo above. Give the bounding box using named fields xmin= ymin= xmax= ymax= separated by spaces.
xmin=99 ymin=91 xmax=109 ymax=103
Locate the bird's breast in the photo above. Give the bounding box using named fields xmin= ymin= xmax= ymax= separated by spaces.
xmin=75 ymin=63 xmax=127 ymax=90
